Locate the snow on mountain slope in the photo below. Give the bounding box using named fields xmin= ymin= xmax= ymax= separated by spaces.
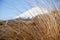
xmin=14 ymin=7 xmax=48 ymax=19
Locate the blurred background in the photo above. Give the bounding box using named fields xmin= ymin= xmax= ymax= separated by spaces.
xmin=0 ymin=0 xmax=59 ymax=20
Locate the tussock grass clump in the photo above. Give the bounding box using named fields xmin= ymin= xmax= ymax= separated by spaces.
xmin=0 ymin=10 xmax=60 ymax=40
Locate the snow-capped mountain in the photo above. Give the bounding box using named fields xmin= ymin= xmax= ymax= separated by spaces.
xmin=14 ymin=7 xmax=48 ymax=19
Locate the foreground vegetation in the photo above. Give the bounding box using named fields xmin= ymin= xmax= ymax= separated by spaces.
xmin=0 ymin=10 xmax=60 ymax=40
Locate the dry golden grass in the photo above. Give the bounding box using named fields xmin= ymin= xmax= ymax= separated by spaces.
xmin=0 ymin=10 xmax=60 ymax=40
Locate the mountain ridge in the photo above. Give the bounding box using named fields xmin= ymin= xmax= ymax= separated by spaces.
xmin=14 ymin=7 xmax=48 ymax=19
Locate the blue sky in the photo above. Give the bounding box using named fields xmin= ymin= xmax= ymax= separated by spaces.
xmin=0 ymin=0 xmax=59 ymax=20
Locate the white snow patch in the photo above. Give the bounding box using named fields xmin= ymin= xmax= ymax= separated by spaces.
xmin=14 ymin=7 xmax=48 ymax=19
